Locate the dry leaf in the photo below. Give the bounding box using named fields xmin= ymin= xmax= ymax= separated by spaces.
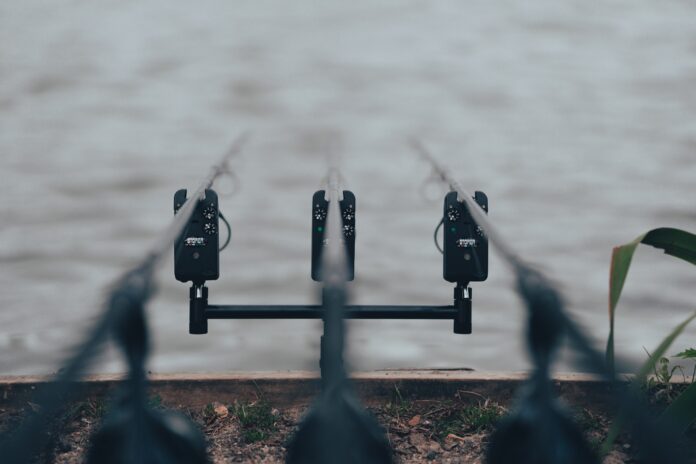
xmin=212 ymin=401 xmax=228 ymax=417
xmin=409 ymin=432 xmax=429 ymax=452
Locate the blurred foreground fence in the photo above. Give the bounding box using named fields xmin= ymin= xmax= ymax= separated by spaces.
xmin=0 ymin=138 xmax=691 ymax=463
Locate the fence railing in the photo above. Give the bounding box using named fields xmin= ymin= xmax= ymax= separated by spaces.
xmin=0 ymin=139 xmax=690 ymax=463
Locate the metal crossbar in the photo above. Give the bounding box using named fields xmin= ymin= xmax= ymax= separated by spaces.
xmin=205 ymin=305 xmax=457 ymax=319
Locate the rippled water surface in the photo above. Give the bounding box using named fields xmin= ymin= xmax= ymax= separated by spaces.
xmin=1 ymin=0 xmax=695 ymax=374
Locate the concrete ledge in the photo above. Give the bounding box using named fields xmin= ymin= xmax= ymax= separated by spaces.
xmin=1 ymin=370 xmax=619 ymax=411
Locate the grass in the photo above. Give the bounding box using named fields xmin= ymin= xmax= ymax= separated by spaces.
xmin=432 ymin=401 xmax=503 ymax=440
xmin=384 ymin=385 xmax=413 ymax=421
xmin=147 ymin=394 xmax=163 ymax=409
xmin=380 ymin=384 xmax=504 ymax=442
xmin=202 ymin=403 xmax=216 ymax=421
xmin=574 ymin=408 xmax=606 ymax=454
xmin=60 ymin=394 xmax=163 ymax=425
xmin=574 ymin=408 xmax=603 ymax=434
xmin=61 ymin=397 xmax=109 ymax=422
xmin=232 ymin=401 xmax=276 ymax=443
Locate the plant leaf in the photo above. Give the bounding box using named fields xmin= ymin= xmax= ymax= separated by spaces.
xmin=659 ymin=381 xmax=696 ymax=433
xmin=675 ymin=348 xmax=696 ymax=359
xmin=606 ymin=228 xmax=696 ymax=374
xmin=602 ymin=310 xmax=696 ymax=454
xmin=634 ymin=311 xmax=696 ymax=381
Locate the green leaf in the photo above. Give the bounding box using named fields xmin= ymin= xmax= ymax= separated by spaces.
xmin=659 ymin=381 xmax=696 ymax=433
xmin=675 ymin=348 xmax=696 ymax=359
xmin=605 ymin=228 xmax=696 ymax=374
xmin=602 ymin=310 xmax=696 ymax=454
xmin=635 ymin=312 xmax=696 ymax=381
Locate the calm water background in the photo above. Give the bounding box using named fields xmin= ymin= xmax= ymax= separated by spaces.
xmin=1 ymin=1 xmax=694 ymax=375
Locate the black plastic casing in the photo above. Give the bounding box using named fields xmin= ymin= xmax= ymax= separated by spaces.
xmin=174 ymin=189 xmax=220 ymax=284
xmin=311 ymin=190 xmax=355 ymax=281
xmin=443 ymin=191 xmax=488 ymax=284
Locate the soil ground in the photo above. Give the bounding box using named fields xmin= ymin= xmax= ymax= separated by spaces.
xmin=1 ymin=381 xmax=694 ymax=463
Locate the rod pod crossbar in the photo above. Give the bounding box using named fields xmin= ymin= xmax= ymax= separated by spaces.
xmin=180 ymin=177 xmax=484 ymax=336
xmin=188 ymin=282 xmax=473 ymax=335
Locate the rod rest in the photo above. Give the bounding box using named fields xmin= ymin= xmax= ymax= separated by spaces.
xmin=189 ymin=285 xmax=472 ymax=335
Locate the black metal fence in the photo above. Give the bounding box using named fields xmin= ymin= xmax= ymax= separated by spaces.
xmin=0 ymin=138 xmax=690 ymax=463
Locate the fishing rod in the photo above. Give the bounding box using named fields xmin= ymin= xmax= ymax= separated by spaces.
xmin=413 ymin=139 xmax=613 ymax=368
xmin=152 ymin=132 xmax=249 ymax=264
xmin=412 ymin=141 xmax=687 ymax=464
xmin=1 ymin=133 xmax=250 ymax=464
xmin=412 ymin=139 xmax=520 ymax=267
xmin=317 ymin=167 xmax=350 ymax=386
xmin=286 ymin=163 xmax=391 ymax=464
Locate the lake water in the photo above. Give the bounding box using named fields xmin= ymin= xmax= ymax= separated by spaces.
xmin=1 ymin=0 xmax=695 ymax=375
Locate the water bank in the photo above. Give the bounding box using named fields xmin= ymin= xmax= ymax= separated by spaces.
xmin=1 ymin=370 xmax=614 ymax=410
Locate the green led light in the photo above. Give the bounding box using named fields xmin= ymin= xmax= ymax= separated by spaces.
xmin=450 ymin=227 xmax=456 ymax=233
xmin=317 ymin=226 xmax=324 ymax=232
